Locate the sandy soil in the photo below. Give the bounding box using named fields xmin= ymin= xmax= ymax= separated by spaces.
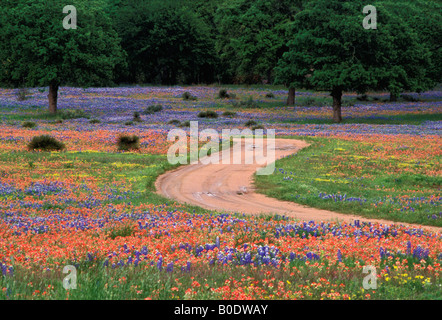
xmin=156 ymin=138 xmax=441 ymax=233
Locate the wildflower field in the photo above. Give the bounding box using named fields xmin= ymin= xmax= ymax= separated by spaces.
xmin=0 ymin=86 xmax=441 ymax=300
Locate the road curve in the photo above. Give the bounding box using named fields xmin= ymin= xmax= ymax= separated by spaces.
xmin=155 ymin=138 xmax=441 ymax=233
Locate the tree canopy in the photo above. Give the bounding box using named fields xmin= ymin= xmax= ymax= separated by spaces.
xmin=0 ymin=0 xmax=440 ymax=120
xmin=275 ymin=0 xmax=437 ymax=121
xmin=0 ymin=0 xmax=125 ymax=113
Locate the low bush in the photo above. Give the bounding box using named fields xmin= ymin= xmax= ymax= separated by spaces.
xmin=232 ymin=97 xmax=259 ymax=109
xmin=28 ymin=135 xmax=66 ymax=152
xmin=22 ymin=121 xmax=37 ymax=128
xmin=222 ymin=111 xmax=237 ymax=117
xmin=117 ymin=134 xmax=140 ymax=151
xmin=16 ymin=88 xmax=29 ymax=101
xmin=182 ymin=92 xmax=197 ymax=101
xmin=356 ymin=94 xmax=369 ymax=101
xmin=401 ymin=94 xmax=419 ymax=102
xmin=133 ymin=111 xmax=142 ymax=122
xmin=106 ymin=223 xmax=135 ymax=240
xmin=218 ymin=89 xmax=230 ymax=99
xmin=198 ymin=110 xmax=218 ymax=119
xmin=168 ymin=119 xmax=181 ymax=125
xmin=252 ymin=125 xmax=265 ymax=131
xmin=245 ymin=120 xmax=258 ymax=127
xmin=58 ymin=109 xmax=89 ymax=120
xmin=143 ymin=104 xmax=163 ymax=114
xmin=89 ymin=119 xmax=101 ymax=124
xmin=178 ymin=120 xmax=191 ymax=128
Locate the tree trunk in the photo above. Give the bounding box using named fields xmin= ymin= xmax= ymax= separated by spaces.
xmin=389 ymin=92 xmax=398 ymax=102
xmin=287 ymin=87 xmax=295 ymax=106
xmin=48 ymin=83 xmax=59 ymax=114
xmin=331 ymin=86 xmax=343 ymax=123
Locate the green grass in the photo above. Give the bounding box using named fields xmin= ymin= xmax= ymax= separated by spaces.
xmin=255 ymin=136 xmax=441 ymax=227
xmin=277 ymin=113 xmax=442 ymax=125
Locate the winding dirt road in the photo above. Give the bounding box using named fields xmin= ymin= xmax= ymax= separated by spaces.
xmin=156 ymin=138 xmax=441 ymax=233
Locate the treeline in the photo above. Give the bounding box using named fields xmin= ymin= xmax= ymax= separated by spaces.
xmin=106 ymin=0 xmax=300 ymax=86
xmin=106 ymin=0 xmax=440 ymax=90
xmin=0 ymin=0 xmax=441 ymax=121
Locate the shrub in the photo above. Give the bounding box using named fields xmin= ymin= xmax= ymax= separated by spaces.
xmin=106 ymin=223 xmax=135 ymax=240
xmin=124 ymin=121 xmax=134 ymax=126
xmin=59 ymin=109 xmax=89 ymax=120
xmin=252 ymin=125 xmax=265 ymax=131
xmin=16 ymin=88 xmax=29 ymax=101
xmin=298 ymin=96 xmax=327 ymax=107
xmin=198 ymin=110 xmax=218 ymax=119
xmin=117 ymin=134 xmax=140 ymax=151
xmin=89 ymin=119 xmax=101 ymax=124
xmin=222 ymin=111 xmax=237 ymax=117
xmin=143 ymin=104 xmax=163 ymax=114
xmin=356 ymin=94 xmax=369 ymax=101
xmin=301 ymin=97 xmax=317 ymax=107
xmin=53 ymin=119 xmax=63 ymax=124
xmin=22 ymin=121 xmax=37 ymax=128
xmin=232 ymin=97 xmax=259 ymax=109
xmin=342 ymin=99 xmax=354 ymax=107
xmin=265 ymin=92 xmax=275 ymax=98
xmin=182 ymin=92 xmax=197 ymax=101
xmin=245 ymin=120 xmax=258 ymax=127
xmin=401 ymin=94 xmax=419 ymax=102
xmin=28 ymin=135 xmax=66 ymax=152
xmin=133 ymin=111 xmax=142 ymax=122
xmin=168 ymin=119 xmax=181 ymax=125
xmin=218 ymin=89 xmax=230 ymax=99
xmin=178 ymin=120 xmax=191 ymax=128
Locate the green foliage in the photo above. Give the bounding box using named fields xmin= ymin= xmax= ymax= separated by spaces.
xmin=28 ymin=135 xmax=66 ymax=152
xmin=401 ymin=94 xmax=419 ymax=102
xmin=22 ymin=121 xmax=37 ymax=129
xmin=167 ymin=119 xmax=181 ymax=125
xmin=245 ymin=120 xmax=258 ymax=127
xmin=198 ymin=110 xmax=218 ymax=119
xmin=58 ymin=109 xmax=89 ymax=120
xmin=297 ymin=97 xmax=328 ymax=107
xmin=215 ymin=0 xmax=302 ymax=83
xmin=133 ymin=111 xmax=142 ymax=122
xmin=232 ymin=97 xmax=259 ymax=109
xmin=218 ymin=89 xmax=230 ymax=99
xmin=182 ymin=92 xmax=197 ymax=101
xmin=221 ymin=111 xmax=237 ymax=117
xmin=0 ymin=0 xmax=125 ymax=111
xmin=251 ymin=125 xmax=265 ymax=131
xmin=275 ymin=0 xmax=437 ymax=99
xmin=106 ymin=223 xmax=135 ymax=240
xmin=178 ymin=120 xmax=191 ymax=128
xmin=143 ymin=104 xmax=163 ymax=115
xmin=15 ymin=88 xmax=30 ymax=101
xmin=110 ymin=0 xmax=216 ymax=84
xmin=117 ymin=134 xmax=140 ymax=151
xmin=89 ymin=119 xmax=101 ymax=124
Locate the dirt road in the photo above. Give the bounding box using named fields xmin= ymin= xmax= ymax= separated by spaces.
xmin=156 ymin=138 xmax=441 ymax=233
